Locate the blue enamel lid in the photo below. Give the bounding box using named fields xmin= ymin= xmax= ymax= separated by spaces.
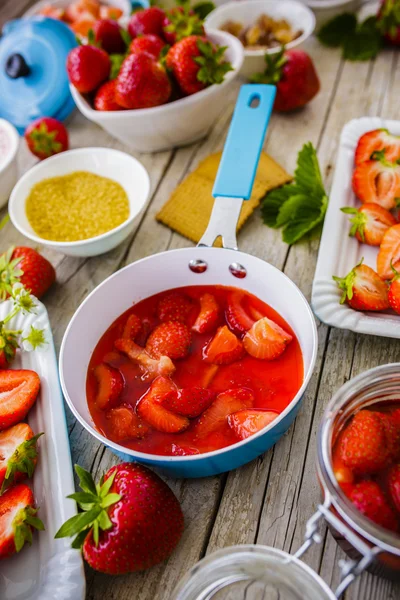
xmin=0 ymin=17 xmax=77 ymax=133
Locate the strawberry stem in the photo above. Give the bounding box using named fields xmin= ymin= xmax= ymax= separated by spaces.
xmin=13 ymin=506 xmax=44 ymax=552
xmin=2 ymin=433 xmax=44 ymax=494
xmin=250 ymin=46 xmax=287 ymax=85
xmin=333 ymin=258 xmax=364 ymax=304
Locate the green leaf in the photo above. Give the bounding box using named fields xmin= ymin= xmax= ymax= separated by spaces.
xmin=0 ymin=213 xmax=9 ymax=231
xmin=99 ymin=471 xmax=116 ymax=497
xmin=193 ymin=1 xmax=215 ymax=20
xmin=25 ymin=515 xmax=45 ymax=530
xmin=55 ymin=506 xmax=102 ymax=539
xmin=282 ymin=195 xmax=328 ymax=245
xmin=67 ymin=492 xmax=98 ymax=505
xmin=75 ymin=465 xmax=97 ymax=495
xmin=342 ymin=29 xmax=382 ymax=61
xmin=261 ymin=185 xmax=299 ymax=228
xmin=294 ymin=143 xmax=325 ymax=197
xmin=71 ymin=529 xmax=89 ymax=549
xmin=120 ymin=28 xmax=132 ymax=49
xmin=98 ymin=510 xmax=113 ymax=531
xmin=109 ymin=53 xmax=126 ymax=80
xmin=276 ymin=193 xmax=309 ymax=228
xmin=317 ymin=13 xmax=357 ymax=47
xmin=101 ymin=493 xmax=121 ymax=508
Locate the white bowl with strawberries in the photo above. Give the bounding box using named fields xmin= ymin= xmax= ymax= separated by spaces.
xmin=67 ymin=5 xmax=244 ymax=152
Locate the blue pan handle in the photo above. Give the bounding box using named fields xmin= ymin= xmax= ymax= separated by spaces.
xmin=212 ymin=84 xmax=276 ymax=200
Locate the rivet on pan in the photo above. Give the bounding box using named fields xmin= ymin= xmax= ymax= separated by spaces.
xmin=189 ymin=259 xmax=208 ymax=273
xmin=229 ymin=262 xmax=247 ymax=278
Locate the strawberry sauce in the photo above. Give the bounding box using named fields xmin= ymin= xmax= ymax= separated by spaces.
xmin=86 ymin=285 xmax=304 ymax=456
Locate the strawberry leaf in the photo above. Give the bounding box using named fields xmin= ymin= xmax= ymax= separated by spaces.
xmin=261 ymin=185 xmax=299 ymax=228
xmin=109 ymin=53 xmax=126 ymax=80
xmin=55 ymin=506 xmax=102 ymax=538
xmin=193 ymin=1 xmax=215 ymax=20
xmin=71 ymin=529 xmax=89 ymax=549
xmin=317 ymin=13 xmax=357 ymax=47
xmin=74 ymin=464 xmax=97 ymax=495
xmin=281 ymin=194 xmax=328 ymax=245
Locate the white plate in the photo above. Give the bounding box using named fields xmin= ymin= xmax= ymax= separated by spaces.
xmin=0 ymin=300 xmax=85 ymax=600
xmin=312 ymin=116 xmax=400 ymax=339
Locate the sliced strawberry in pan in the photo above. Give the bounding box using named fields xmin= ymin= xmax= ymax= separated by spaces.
xmin=146 ymin=321 xmax=191 ymax=360
xmin=333 ymin=260 xmax=389 ymax=310
xmin=192 ymin=293 xmax=220 ymax=334
xmin=157 ymin=292 xmax=192 ymax=324
xmin=94 ymin=363 xmax=124 ymax=410
xmin=122 ymin=314 xmax=142 ymax=341
xmin=144 ymin=376 xmax=178 ymax=405
xmin=355 ymin=129 xmax=400 ymax=165
xmin=243 ymin=318 xmax=292 ymax=360
xmin=138 ymin=398 xmax=189 ymax=433
xmin=377 ymin=224 xmax=400 ymax=280
xmin=228 ymin=409 xmax=279 ymax=440
xmin=115 ymin=338 xmax=175 ymax=380
xmin=194 ymin=388 xmax=254 ymax=437
xmin=352 ymin=159 xmax=400 ymax=210
xmin=0 ymin=370 xmax=40 ymax=431
xmin=341 ymin=203 xmax=396 ymax=246
xmin=225 ymin=291 xmax=255 ymax=336
xmin=106 ymin=406 xmax=150 ymax=442
xmin=203 ymin=326 xmax=244 ymax=365
xmin=163 ymin=387 xmax=215 ymax=418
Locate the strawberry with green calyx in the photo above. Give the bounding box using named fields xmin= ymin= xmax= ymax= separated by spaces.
xmin=341 ymin=203 xmax=396 ymax=246
xmin=55 ymin=463 xmax=184 ymax=574
xmin=388 ymin=261 xmax=400 ymax=314
xmin=0 ymin=424 xmax=43 ymax=492
xmin=24 ymin=117 xmax=69 ymax=161
xmin=352 ymin=157 xmax=400 ymax=210
xmin=333 ymin=259 xmax=390 ymax=311
xmin=167 ymin=36 xmax=233 ymax=96
xmin=0 ymin=247 xmax=24 ymax=301
xmin=0 ymin=484 xmax=44 ymax=559
xmin=0 ymin=246 xmax=55 ymax=300
xmin=377 ymin=0 xmax=400 ymax=45
xmin=115 ymin=52 xmax=172 ymax=109
xmin=162 ymin=1 xmax=205 ymax=45
xmin=251 ymin=47 xmax=320 ymax=112
xmin=0 ymin=324 xmax=19 ymax=369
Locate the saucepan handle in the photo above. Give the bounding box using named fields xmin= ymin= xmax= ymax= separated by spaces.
xmin=213 ymin=84 xmax=276 ymax=200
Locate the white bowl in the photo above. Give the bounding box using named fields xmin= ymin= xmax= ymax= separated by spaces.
xmin=9 ymin=147 xmax=150 ymax=257
xmin=206 ymin=0 xmax=316 ymax=79
xmin=302 ymin=0 xmax=362 ymax=30
xmin=24 ymin=0 xmax=131 ymax=18
xmin=71 ymin=29 xmax=244 ymax=153
xmin=0 ymin=119 xmax=19 ymax=209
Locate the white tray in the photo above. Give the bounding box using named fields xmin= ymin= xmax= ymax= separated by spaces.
xmin=0 ymin=300 xmax=85 ymax=600
xmin=312 ymin=117 xmax=400 ymax=339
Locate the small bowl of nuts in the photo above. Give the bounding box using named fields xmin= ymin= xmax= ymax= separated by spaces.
xmin=206 ymin=0 xmax=315 ymax=78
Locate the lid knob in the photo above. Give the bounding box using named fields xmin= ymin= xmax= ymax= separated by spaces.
xmin=5 ymin=53 xmax=31 ymax=79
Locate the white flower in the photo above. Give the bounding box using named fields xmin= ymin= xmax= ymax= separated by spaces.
xmin=11 ymin=284 xmax=38 ymax=315
xmin=21 ymin=322 xmax=49 ymax=352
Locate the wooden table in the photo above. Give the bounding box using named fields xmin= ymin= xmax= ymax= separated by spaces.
xmin=2 ymin=3 xmax=400 ymax=599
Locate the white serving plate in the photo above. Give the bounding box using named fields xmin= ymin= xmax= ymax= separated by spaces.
xmin=0 ymin=300 xmax=85 ymax=600
xmin=312 ymin=117 xmax=400 ymax=339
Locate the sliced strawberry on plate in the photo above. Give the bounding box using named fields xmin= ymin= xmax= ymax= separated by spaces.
xmin=106 ymin=406 xmax=150 ymax=442
xmin=388 ymin=463 xmax=400 ymax=513
xmin=341 ymin=203 xmax=396 ymax=246
xmin=192 ymin=293 xmax=220 ymax=334
xmin=333 ymin=260 xmax=389 ymax=311
xmin=0 ymin=424 xmax=43 ymax=492
xmin=203 ymin=325 xmax=244 ymax=365
xmin=347 ymin=480 xmax=398 ymax=532
xmin=194 ymin=388 xmax=254 ymax=437
xmin=0 ymin=484 xmax=44 ymax=559
xmin=243 ymin=317 xmax=293 ymax=360
xmin=115 ymin=338 xmax=175 ymax=381
xmin=377 ymin=224 xmax=400 ymax=280
xmin=94 ymin=363 xmax=124 ymax=411
xmin=388 ymin=264 xmax=400 ymax=314
xmin=163 ymin=387 xmax=215 ymax=418
xmin=122 ymin=314 xmax=142 ymax=341
xmin=228 ymin=409 xmax=279 ymax=440
xmin=157 ymin=292 xmax=192 ymax=323
xmin=137 ymin=398 xmax=189 ymax=433
xmin=225 ymin=291 xmax=255 ymax=336
xmin=352 ymin=158 xmax=400 ymax=210
xmin=355 ymin=129 xmax=400 ymax=165
xmin=0 ymin=370 xmax=41 ymax=431
xmin=146 ymin=321 xmax=191 ymax=360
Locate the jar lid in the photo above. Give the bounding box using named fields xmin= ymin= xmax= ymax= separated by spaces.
xmin=0 ymin=17 xmax=77 ymax=133
xmin=172 ymin=545 xmax=336 ymax=600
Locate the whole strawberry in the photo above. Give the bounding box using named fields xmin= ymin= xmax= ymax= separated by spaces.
xmin=251 ymin=48 xmax=320 ymax=112
xmin=377 ymin=0 xmax=400 ymax=45
xmin=115 ymin=52 xmax=171 ymax=109
xmin=128 ymin=7 xmax=165 ymax=38
xmin=93 ymin=18 xmax=126 ymax=54
xmin=0 ymin=246 xmax=55 ymax=299
xmin=348 ymin=480 xmax=398 ymax=532
xmin=129 ymin=34 xmax=165 ymax=60
xmin=162 ymin=5 xmax=204 ymax=45
xmin=67 ymin=44 xmax=110 ymax=93
xmin=55 ymin=463 xmax=184 ymax=574
xmin=166 ymin=36 xmax=232 ymax=96
xmin=25 ymin=117 xmax=69 ymax=161
xmin=94 ymin=80 xmax=122 ymax=111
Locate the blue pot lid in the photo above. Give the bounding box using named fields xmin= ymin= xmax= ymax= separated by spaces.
xmin=0 ymin=16 xmax=77 ymax=133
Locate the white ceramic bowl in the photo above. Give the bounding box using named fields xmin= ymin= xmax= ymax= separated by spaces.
xmin=24 ymin=0 xmax=131 ymax=18
xmin=206 ymin=0 xmax=315 ymax=79
xmin=71 ymin=29 xmax=243 ymax=153
xmin=9 ymin=147 xmax=150 ymax=257
xmin=302 ymin=0 xmax=362 ymax=30
xmin=0 ymin=119 xmax=19 ymax=209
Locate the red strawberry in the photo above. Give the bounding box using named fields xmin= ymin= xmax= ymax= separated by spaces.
xmin=0 ymin=345 xmax=16 ymax=369
xmin=67 ymin=44 xmax=110 ymax=93
xmin=225 ymin=291 xmax=255 ymax=336
xmin=334 ymin=465 xmax=354 ymax=485
xmin=129 ymin=34 xmax=165 ymax=60
xmin=115 ymin=338 xmax=175 ymax=380
xmin=377 ymin=412 xmax=400 ymax=461
xmin=388 ymin=463 xmax=400 ymax=512
xmin=115 ymin=52 xmax=171 ymax=109
xmin=163 ymin=387 xmax=215 ymax=418
xmin=0 ymin=370 xmax=41 ymax=431
xmin=389 ymin=270 xmax=400 ymax=314
xmin=55 ymin=463 xmax=183 ymax=574
xmin=122 ymin=313 xmax=142 ymax=340
xmin=93 ymin=19 xmax=126 ymax=54
xmin=338 ymin=410 xmax=389 ymax=475
xmin=94 ymin=80 xmax=122 ymax=111
xmin=251 ymin=48 xmax=319 ymax=112
xmin=0 ymin=484 xmax=44 ymax=559
xmin=377 ymin=224 xmax=400 ymax=280
xmin=138 ymin=397 xmax=189 ymax=433
xmin=127 ymin=7 xmax=165 ymax=38
xmin=347 ymin=480 xmax=398 ymax=532
xmin=203 ymin=325 xmax=244 ymax=365
xmin=11 ymin=247 xmax=55 ymax=299
xmin=25 ymin=117 xmax=69 ymax=161
xmin=377 ymin=0 xmax=400 ymax=46
xmin=146 ymin=321 xmax=191 ymax=360
xmin=0 ymin=424 xmax=42 ymax=491
xmin=144 ymin=375 xmax=177 ymax=404
xmin=341 ymin=203 xmax=396 ymax=246
xmin=162 ymin=6 xmax=204 ymax=45
xmin=192 ymin=293 xmax=220 ymax=334
xmin=243 ymin=317 xmax=292 ymax=360
xmin=171 ymin=444 xmax=199 ymax=456
xmin=228 ymin=409 xmax=279 ymax=441
xmin=0 ymin=328 xmax=18 ymax=369
xmin=106 ymin=406 xmax=150 ymax=442
xmin=355 ymin=129 xmax=400 ymax=164
xmin=195 ymin=388 xmax=254 ymax=437
xmin=166 ymin=35 xmax=232 ymax=96
xmin=93 ymin=363 xmax=124 ymax=410
xmin=157 ymin=292 xmax=192 ymax=323
xmin=352 ymin=158 xmax=400 ymax=210
xmin=333 ymin=260 xmax=389 ymax=310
